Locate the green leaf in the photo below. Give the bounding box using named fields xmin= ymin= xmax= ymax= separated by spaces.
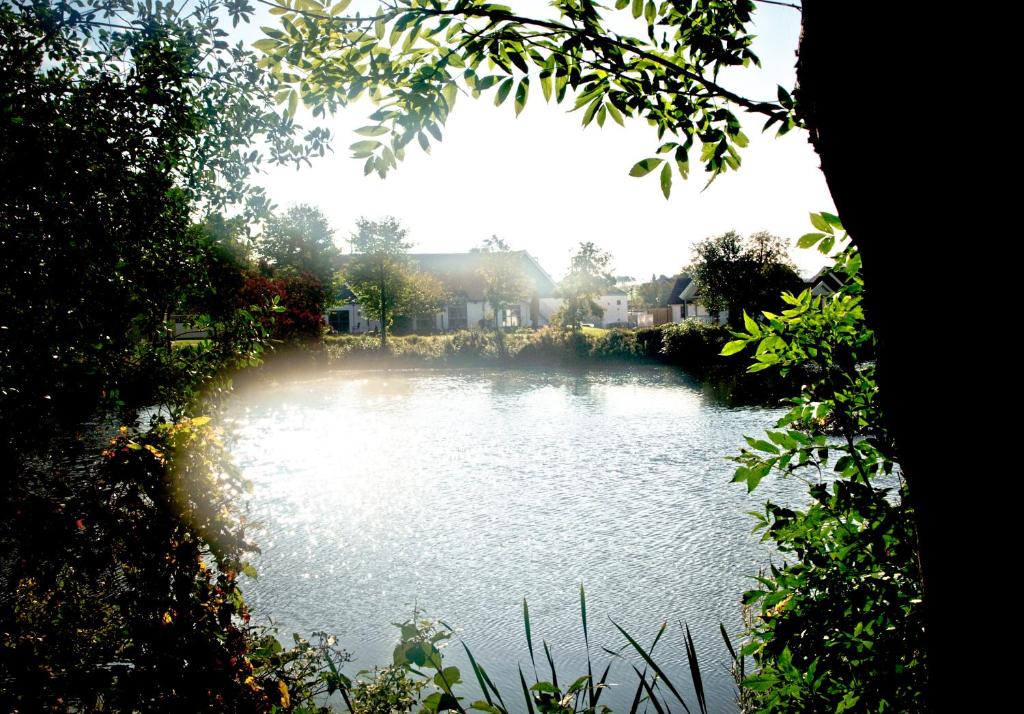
xmin=253 ymin=38 xmax=278 ymax=53
xmin=494 ymin=77 xmax=513 ymax=106
xmin=581 ymin=96 xmax=602 ymax=126
xmin=629 ymin=158 xmax=663 ymax=177
xmin=523 ymin=598 xmax=536 ymax=673
xmin=821 ymin=211 xmax=843 ymax=229
xmin=742 ymin=674 xmax=778 ymax=692
xmin=355 ymin=125 xmax=389 ymax=136
xmin=743 ymin=311 xmax=761 ymax=337
xmin=606 ymin=101 xmax=624 ymax=126
xmin=797 ymin=232 xmax=824 ymax=249
xmin=809 ymin=212 xmax=832 ymax=233
xmin=350 ymin=140 xmax=382 ymax=153
xmin=442 ymin=82 xmax=457 ymax=111
xmin=745 ymin=437 xmax=779 ymax=454
xmin=720 ymin=340 xmax=747 ymax=356
xmin=518 ymin=667 xmax=536 ymax=714
xmin=659 ymin=162 xmax=672 ymax=198
xmin=540 ymin=71 xmax=552 ymax=102
xmin=514 ymin=78 xmax=529 ymax=116
xmin=507 ymin=48 xmax=529 ymax=74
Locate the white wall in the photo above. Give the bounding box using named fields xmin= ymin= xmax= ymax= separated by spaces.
xmin=596 ymin=294 xmax=629 ymax=326
xmin=670 ymin=301 xmax=725 ymax=324
xmin=327 ymin=305 xmax=379 ymax=334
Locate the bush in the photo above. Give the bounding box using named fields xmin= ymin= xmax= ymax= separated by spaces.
xmin=240 ymin=272 xmax=328 ymax=344
xmin=726 ymin=233 xmax=926 ymax=711
xmin=659 ymin=321 xmax=730 ymax=365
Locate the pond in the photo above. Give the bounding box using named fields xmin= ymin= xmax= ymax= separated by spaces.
xmin=226 ymin=367 xmax=804 ymax=712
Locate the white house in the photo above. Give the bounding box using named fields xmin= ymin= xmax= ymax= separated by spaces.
xmin=595 ymin=287 xmax=629 ymax=326
xmin=536 ymin=289 xmax=629 ymax=327
xmin=328 ymin=251 xmax=559 ymax=334
xmin=667 ymin=276 xmax=725 ymax=324
xmin=807 ymin=266 xmax=845 ymax=297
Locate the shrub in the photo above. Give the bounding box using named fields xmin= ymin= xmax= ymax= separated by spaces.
xmin=725 ymin=223 xmax=926 ymax=711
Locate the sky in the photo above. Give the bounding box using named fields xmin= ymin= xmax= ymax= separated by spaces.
xmin=252 ymin=2 xmax=835 ymax=282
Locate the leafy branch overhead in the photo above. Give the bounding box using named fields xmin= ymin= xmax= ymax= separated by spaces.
xmin=255 ymin=0 xmax=800 ymax=196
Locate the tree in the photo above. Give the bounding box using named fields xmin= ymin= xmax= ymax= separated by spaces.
xmin=344 ymin=217 xmax=445 ymax=347
xmin=475 ymin=236 xmax=530 ymax=342
xmin=627 ymin=274 xmax=675 ymax=311
xmin=258 ymin=1 xmax=972 ymax=701
xmin=688 ymin=230 xmax=802 ymax=328
xmin=1 ymin=2 xmax=339 ymax=708
xmin=256 ymin=204 xmax=341 ymax=287
xmin=555 ymin=242 xmax=614 ymax=330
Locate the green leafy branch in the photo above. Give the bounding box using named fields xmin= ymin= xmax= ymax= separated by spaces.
xmin=254 ymin=0 xmax=800 ymax=195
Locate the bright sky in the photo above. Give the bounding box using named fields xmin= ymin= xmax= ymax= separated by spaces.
xmin=252 ymin=2 xmax=835 ymax=282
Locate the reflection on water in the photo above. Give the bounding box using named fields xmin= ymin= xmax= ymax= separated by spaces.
xmin=225 ymin=367 xmax=800 ymax=712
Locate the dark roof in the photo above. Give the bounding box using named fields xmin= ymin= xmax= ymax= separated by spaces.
xmin=333 ymin=284 xmax=358 ymax=302
xmin=807 ymin=266 xmax=846 ymax=293
xmin=339 ymin=251 xmax=558 ymax=301
xmin=666 ymin=276 xmax=693 ymax=305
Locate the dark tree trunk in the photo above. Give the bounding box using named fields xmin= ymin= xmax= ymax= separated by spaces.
xmin=797 ymin=3 xmax=979 ymax=707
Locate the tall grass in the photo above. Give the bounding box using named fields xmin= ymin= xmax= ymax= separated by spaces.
xmin=347 ymin=586 xmax=743 ymax=714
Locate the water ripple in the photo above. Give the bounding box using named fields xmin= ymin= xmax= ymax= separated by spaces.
xmin=226 ymin=367 xmax=801 ymax=712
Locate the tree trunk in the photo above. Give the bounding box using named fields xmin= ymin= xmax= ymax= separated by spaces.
xmin=798 ymin=3 xmax=978 ymax=706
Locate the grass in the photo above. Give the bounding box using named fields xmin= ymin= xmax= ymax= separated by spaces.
xmin=581 ymin=326 xmax=610 ymax=337
xmin=372 ymin=585 xmax=735 ymax=714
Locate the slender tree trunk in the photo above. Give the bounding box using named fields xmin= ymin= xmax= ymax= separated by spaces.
xmin=797 ymin=3 xmax=979 ymax=706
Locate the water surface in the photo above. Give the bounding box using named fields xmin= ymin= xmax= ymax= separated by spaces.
xmin=227 ymin=367 xmax=801 ymax=711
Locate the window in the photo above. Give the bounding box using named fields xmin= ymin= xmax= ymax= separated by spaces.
xmin=448 ymin=302 xmax=468 ymax=330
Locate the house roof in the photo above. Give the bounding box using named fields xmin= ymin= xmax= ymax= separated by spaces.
xmin=339 ymin=251 xmax=559 ymax=301
xmin=666 ymin=276 xmax=694 ymax=304
xmin=807 ymin=266 xmax=845 ymax=295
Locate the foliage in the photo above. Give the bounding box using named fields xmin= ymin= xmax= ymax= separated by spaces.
xmin=476 ymin=236 xmax=531 ymax=333
xmin=723 ymin=215 xmax=926 ymax=711
xmin=241 ymin=272 xmax=329 ymax=343
xmin=1 ymin=2 xmax=340 ymax=709
xmin=255 ymin=0 xmax=795 ymax=196
xmin=324 ymin=327 xmax=647 ymax=367
xmin=629 ymin=275 xmax=679 ymax=310
xmin=0 ymin=0 xmax=328 ymax=435
xmin=344 ymin=217 xmax=447 ymax=347
xmin=351 ymin=665 xmax=426 ymax=714
xmin=344 ymin=588 xmax=730 ymax=714
xmin=688 ymin=231 xmax=801 ymax=328
xmin=257 ymin=204 xmax=342 ymax=287
xmin=554 ymin=243 xmax=615 ymax=330
xmin=659 ymin=320 xmax=730 ymax=366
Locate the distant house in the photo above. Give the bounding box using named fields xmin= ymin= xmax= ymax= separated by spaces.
xmin=325 ymin=284 xmax=379 ymax=335
xmin=595 ymin=287 xmax=629 ymax=326
xmin=327 ymin=251 xmax=559 ymax=334
xmin=666 ymin=276 xmax=725 ymax=324
xmin=537 ymin=287 xmax=630 ymax=328
xmin=806 ymin=266 xmax=845 ymax=297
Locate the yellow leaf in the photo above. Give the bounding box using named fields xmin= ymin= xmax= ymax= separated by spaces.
xmin=278 ymin=680 xmax=290 ymax=708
